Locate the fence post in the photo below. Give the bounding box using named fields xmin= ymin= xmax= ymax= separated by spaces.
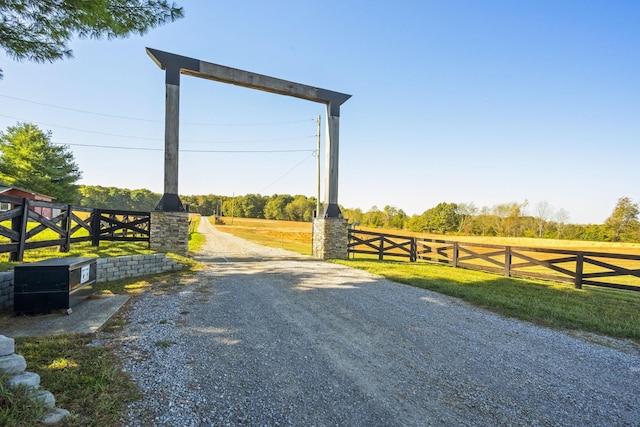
xmin=10 ymin=198 xmax=29 ymax=262
xmin=453 ymin=241 xmax=459 ymax=268
xmin=123 ymin=215 xmax=129 ymax=237
xmin=410 ymin=238 xmax=417 ymax=262
xmin=110 ymin=213 xmax=116 ymax=238
xmin=60 ymin=204 xmax=71 ymax=252
xmin=504 ymin=246 xmax=511 ymax=277
xmin=575 ymin=252 xmax=583 ymax=289
xmin=91 ymin=209 xmax=101 ymax=247
xmin=147 ymin=213 xmax=151 ymax=249
xmin=345 ymin=228 xmax=350 ymax=258
xmin=378 ymin=234 xmax=384 ymax=260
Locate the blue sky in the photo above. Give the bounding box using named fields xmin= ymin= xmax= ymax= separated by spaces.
xmin=0 ymin=1 xmax=638 ymax=224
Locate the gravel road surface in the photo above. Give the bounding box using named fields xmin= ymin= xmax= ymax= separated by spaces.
xmin=108 ymin=217 xmax=640 ymax=426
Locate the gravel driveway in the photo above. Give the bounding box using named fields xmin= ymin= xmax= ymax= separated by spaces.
xmin=108 ymin=217 xmax=640 ymax=426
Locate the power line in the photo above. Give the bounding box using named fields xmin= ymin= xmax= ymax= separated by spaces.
xmin=52 ymin=141 xmax=314 ymax=153
xmin=0 ymin=95 xmax=159 ymax=123
xmin=0 ymin=94 xmax=315 ymax=126
xmin=259 ymin=152 xmax=316 ymax=193
xmin=183 ymin=136 xmax=315 ymax=144
xmin=0 ymin=114 xmax=315 ymax=143
xmin=0 ymin=114 xmax=159 ymax=140
xmin=183 ymin=148 xmax=314 ymax=153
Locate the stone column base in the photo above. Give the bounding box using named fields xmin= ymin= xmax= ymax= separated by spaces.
xmin=150 ymin=211 xmax=189 ymax=256
xmin=313 ymin=217 xmax=348 ymax=259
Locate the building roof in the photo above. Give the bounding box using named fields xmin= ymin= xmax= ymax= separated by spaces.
xmin=0 ymin=182 xmax=53 ymax=199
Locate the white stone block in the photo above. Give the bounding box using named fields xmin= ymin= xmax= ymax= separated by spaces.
xmin=0 ymin=353 xmax=27 ymax=375
xmin=34 ymin=389 xmax=56 ymax=408
xmin=0 ymin=335 xmax=14 ymax=356
xmin=8 ymin=371 xmax=40 ymax=389
xmin=41 ymin=408 xmax=71 ymax=425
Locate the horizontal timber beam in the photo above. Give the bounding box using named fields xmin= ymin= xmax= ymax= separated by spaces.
xmin=146 ymin=48 xmax=351 ymax=109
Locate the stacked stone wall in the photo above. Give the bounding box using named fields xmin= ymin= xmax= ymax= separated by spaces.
xmin=150 ymin=211 xmax=189 ymax=256
xmin=0 ymin=254 xmax=181 ymax=310
xmin=0 ymin=271 xmax=14 ymax=311
xmin=312 ymin=218 xmax=348 ymax=259
xmin=96 ymin=253 xmax=181 ymax=283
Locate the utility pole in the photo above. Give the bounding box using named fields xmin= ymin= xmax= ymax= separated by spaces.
xmin=231 ymin=192 xmax=235 ymax=224
xmin=316 ymin=114 xmax=321 ymax=216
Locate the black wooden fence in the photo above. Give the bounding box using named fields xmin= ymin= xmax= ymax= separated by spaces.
xmin=348 ymin=229 xmax=640 ymax=292
xmin=0 ymin=194 xmax=150 ymax=261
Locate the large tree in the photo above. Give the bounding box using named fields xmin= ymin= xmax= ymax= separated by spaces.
xmin=534 ymin=200 xmax=554 ymax=238
xmin=264 ymin=194 xmax=294 ymax=220
xmin=285 ymin=195 xmax=316 ymax=222
xmin=0 ymin=0 xmax=183 ymax=77
xmin=0 ymin=122 xmax=81 ymax=203
xmin=456 ymin=202 xmax=477 ymax=234
xmin=492 ymin=201 xmax=528 ymax=237
xmin=604 ymin=197 xmax=640 ymax=242
xmin=407 ymin=202 xmax=460 ymax=234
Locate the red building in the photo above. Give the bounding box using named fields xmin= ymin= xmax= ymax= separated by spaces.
xmin=0 ymin=183 xmax=54 ymax=219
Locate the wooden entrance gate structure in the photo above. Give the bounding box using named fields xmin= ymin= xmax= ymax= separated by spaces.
xmin=146 ymin=48 xmax=352 ymax=258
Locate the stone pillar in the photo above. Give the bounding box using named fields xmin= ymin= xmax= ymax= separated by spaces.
xmin=150 ymin=211 xmax=189 ymax=256
xmin=313 ymin=217 xmax=348 ymax=259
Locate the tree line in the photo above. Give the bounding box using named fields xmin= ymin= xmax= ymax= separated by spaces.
xmin=76 ymin=185 xmax=640 ymax=243
xmin=78 ymin=187 xmax=320 ymax=222
xmin=342 ymin=198 xmax=640 ymax=243
xmin=2 ymin=122 xmax=639 ymax=243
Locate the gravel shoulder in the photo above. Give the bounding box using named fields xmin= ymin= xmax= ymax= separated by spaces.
xmin=103 ymin=217 xmax=640 ymax=426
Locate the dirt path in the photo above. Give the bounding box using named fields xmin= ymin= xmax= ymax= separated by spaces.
xmin=113 ymin=217 xmax=640 ymax=426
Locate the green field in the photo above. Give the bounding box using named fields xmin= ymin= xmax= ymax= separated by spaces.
xmin=215 ymin=217 xmax=312 ymax=254
xmin=216 ymin=217 xmax=640 ymax=255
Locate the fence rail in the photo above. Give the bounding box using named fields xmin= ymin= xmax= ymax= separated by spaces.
xmin=0 ymin=195 xmax=150 ymax=261
xmin=347 ymin=229 xmax=640 ymax=292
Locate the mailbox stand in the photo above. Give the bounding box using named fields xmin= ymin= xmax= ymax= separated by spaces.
xmin=13 ymin=257 xmax=97 ymax=314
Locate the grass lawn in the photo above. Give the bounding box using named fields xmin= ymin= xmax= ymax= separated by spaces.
xmin=331 ymin=259 xmax=640 ymax=342
xmin=4 ymin=335 xmax=140 ymax=427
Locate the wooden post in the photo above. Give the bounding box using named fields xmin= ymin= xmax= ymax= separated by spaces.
xmin=504 ymin=246 xmax=512 ymax=277
xmin=410 ymin=238 xmax=417 ymax=262
xmin=322 ymin=104 xmax=341 ymax=217
xmin=378 ymin=234 xmax=384 ymax=260
xmin=91 ymin=209 xmax=101 ymax=247
xmin=575 ymin=252 xmax=584 ymax=289
xmin=453 ymin=241 xmax=459 ymax=268
xmin=10 ymin=198 xmax=29 ymax=262
xmin=316 ymin=115 xmax=321 ymax=216
xmin=110 ymin=214 xmax=116 ymax=238
xmin=60 ymin=204 xmax=72 ymax=252
xmin=164 ymin=82 xmax=180 ymax=197
xmin=123 ymin=215 xmax=129 ymax=238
